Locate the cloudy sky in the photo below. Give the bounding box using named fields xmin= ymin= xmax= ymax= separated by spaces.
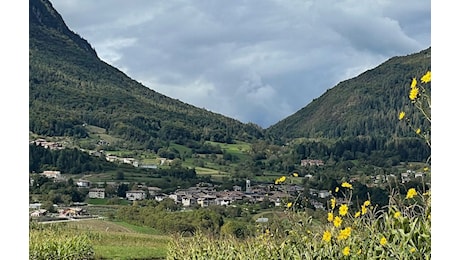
xmin=49 ymin=0 xmax=430 ymax=128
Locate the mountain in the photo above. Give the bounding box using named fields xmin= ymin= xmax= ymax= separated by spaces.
xmin=29 ymin=0 xmax=430 ymax=167
xmin=29 ymin=0 xmax=264 ymax=149
xmin=267 ymin=48 xmax=431 ymax=142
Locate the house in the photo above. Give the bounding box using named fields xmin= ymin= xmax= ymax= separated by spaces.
xmin=76 ymin=179 xmax=91 ymax=187
xmin=158 ymin=158 xmax=173 ymax=166
xmin=88 ymin=188 xmax=105 ymax=199
xmin=106 ymin=155 xmax=118 ymax=162
xmin=30 ymin=209 xmax=47 ymax=217
xmin=41 ymin=170 xmax=66 ymax=182
xmin=122 ymin=158 xmax=136 ymax=165
xmin=139 ymin=164 xmax=157 ymax=169
xmin=233 ymin=185 xmax=242 ymax=192
xmin=215 ymin=197 xmax=231 ymax=206
xmin=41 ymin=170 xmax=61 ymax=179
xmin=147 ymin=186 xmax=162 ymax=196
xmin=59 ymin=207 xmax=85 ymax=218
xmin=155 ymin=194 xmax=167 ymax=202
xmin=197 ymin=194 xmax=216 ymax=207
xmin=29 ymin=203 xmax=42 ymax=209
xmin=300 ymin=159 xmax=324 ymax=167
xmin=126 ymin=190 xmax=146 ymax=201
xmin=415 ymin=172 xmax=425 ymax=179
xmin=318 ymin=190 xmax=331 ymax=199
xmin=169 ymin=194 xmax=180 ymax=203
xmin=256 ymin=217 xmax=268 ymax=223
xmin=401 ymin=172 xmax=411 ymax=183
xmin=181 ymin=196 xmax=197 ymax=207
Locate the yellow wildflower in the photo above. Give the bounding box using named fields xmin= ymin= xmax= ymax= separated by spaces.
xmin=327 ymin=212 xmax=334 ymax=222
xmin=416 ymin=128 xmax=421 ymax=134
xmin=406 ymin=188 xmax=417 ymax=199
xmin=354 ymin=211 xmax=361 ymax=218
xmin=380 ymin=236 xmax=387 ymax=246
xmin=322 ymin=230 xmax=332 ymax=242
xmin=343 ymin=246 xmax=350 ymax=256
xmin=331 ymin=198 xmax=336 ymax=209
xmin=399 ymin=111 xmax=405 ymax=120
xmin=424 ymin=167 xmax=429 ymax=171
xmin=363 ymin=200 xmax=371 ymax=207
xmin=335 ymin=187 xmax=339 ymax=192
xmin=292 ymin=172 xmax=298 ymax=177
xmin=361 ymin=205 xmax=367 ymax=215
xmin=287 ymin=202 xmax=293 ymax=208
xmin=341 ymin=182 xmax=353 ymax=189
xmin=333 ymin=216 xmax=342 ymax=228
xmin=339 ymin=204 xmax=348 ymax=216
xmin=409 ymin=87 xmax=419 ymax=101
xmin=337 ymin=227 xmax=352 ymax=240
xmin=357 ymin=249 xmax=362 ymax=255
xmin=394 ymin=211 xmax=401 ymax=218
xmin=410 ymin=77 xmax=417 ymax=88
xmin=279 ymin=176 xmax=286 ymax=183
xmin=410 ymin=247 xmax=416 ymax=253
xmin=421 ymin=71 xmax=431 ymax=83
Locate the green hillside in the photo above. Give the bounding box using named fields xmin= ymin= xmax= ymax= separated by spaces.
xmin=29 ymin=0 xmax=264 ymax=151
xmin=29 ymin=0 xmax=430 ymax=178
xmin=267 ymin=48 xmax=431 ymax=141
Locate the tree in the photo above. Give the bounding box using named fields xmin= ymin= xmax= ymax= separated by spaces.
xmin=117 ymin=183 xmax=129 ymax=197
xmin=115 ymin=171 xmax=125 ymax=180
xmin=157 ymin=198 xmax=180 ymax=212
xmin=170 ymin=158 xmax=182 ymax=169
xmin=104 ymin=184 xmax=117 ymax=198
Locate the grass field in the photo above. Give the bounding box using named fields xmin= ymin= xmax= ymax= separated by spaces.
xmin=63 ymin=219 xmax=171 ymax=259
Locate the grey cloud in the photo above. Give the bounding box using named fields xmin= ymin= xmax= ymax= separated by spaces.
xmin=50 ymin=0 xmax=430 ymax=128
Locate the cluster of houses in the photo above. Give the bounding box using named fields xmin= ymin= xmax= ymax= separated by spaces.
xmin=300 ymin=159 xmax=325 ymax=167
xmin=30 ymin=206 xmax=91 ymax=219
xmin=33 ymin=167 xmax=429 ymax=212
xmin=83 ymin=180 xmax=332 ymax=210
xmin=30 ymin=138 xmax=65 ymax=150
xmin=368 ymin=170 xmax=428 ymax=186
xmin=31 ymin=138 xmax=168 ymax=168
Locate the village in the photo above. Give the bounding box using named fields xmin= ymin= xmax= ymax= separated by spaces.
xmin=30 ymin=138 xmax=430 ymax=221
xmin=29 ymin=165 xmax=429 ymax=221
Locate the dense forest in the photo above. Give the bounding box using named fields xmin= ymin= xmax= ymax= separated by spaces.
xmin=29 ymin=144 xmax=115 ymax=174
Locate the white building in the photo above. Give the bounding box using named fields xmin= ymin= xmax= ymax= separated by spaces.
xmin=76 ymin=179 xmax=91 ymax=187
xmin=126 ymin=190 xmax=146 ymax=201
xmin=181 ymin=196 xmax=197 ymax=207
xmin=88 ymin=188 xmax=105 ymax=199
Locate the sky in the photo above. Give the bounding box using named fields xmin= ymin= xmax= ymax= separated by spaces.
xmin=48 ymin=0 xmax=431 ymax=128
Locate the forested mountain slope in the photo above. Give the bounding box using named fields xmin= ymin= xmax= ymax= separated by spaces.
xmin=267 ymin=48 xmax=431 ymax=142
xmin=29 ymin=0 xmax=430 ymax=165
xmin=29 ymin=0 xmax=264 ymax=150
